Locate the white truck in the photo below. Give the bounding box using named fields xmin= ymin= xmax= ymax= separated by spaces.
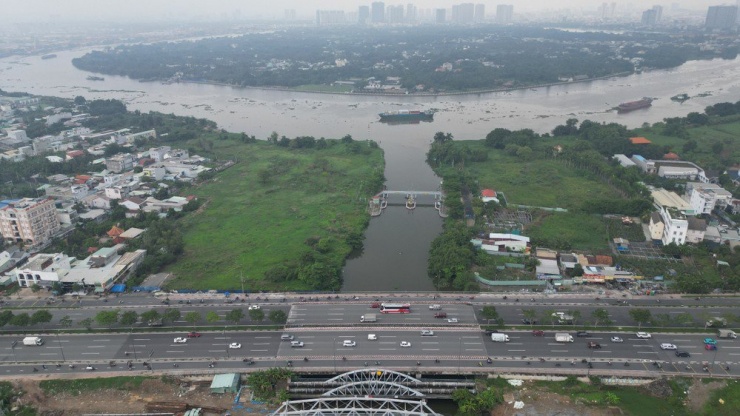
xmin=718 ymin=329 xmax=737 ymax=339
xmin=23 ymin=336 xmax=44 ymax=346
xmin=360 ymin=313 xmax=377 ymax=323
xmin=490 ymin=333 xmax=510 ymax=342
xmin=555 ymin=333 xmax=574 ymax=343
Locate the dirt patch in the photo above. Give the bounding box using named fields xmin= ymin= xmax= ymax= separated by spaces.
xmin=685 ymin=379 xmax=726 ymax=414
xmin=15 ymin=376 xmax=269 ymax=415
xmin=491 ymin=385 xmax=622 ymax=416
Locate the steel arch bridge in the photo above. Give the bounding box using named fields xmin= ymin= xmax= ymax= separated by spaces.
xmin=271 ymin=397 xmax=440 ymax=416
xmin=323 ymin=381 xmax=424 ymax=397
xmin=326 ymin=368 xmax=421 ymax=385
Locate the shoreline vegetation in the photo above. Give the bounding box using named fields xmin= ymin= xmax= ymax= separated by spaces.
xmin=147 ymin=70 xmax=634 ymax=98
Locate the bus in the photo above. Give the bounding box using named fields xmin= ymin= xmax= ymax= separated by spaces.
xmin=380 ymin=303 xmax=411 ymax=314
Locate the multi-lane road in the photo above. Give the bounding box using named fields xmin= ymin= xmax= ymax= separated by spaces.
xmin=0 ymin=294 xmax=738 ymax=378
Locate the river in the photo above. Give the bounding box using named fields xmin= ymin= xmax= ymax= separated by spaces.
xmin=2 ymin=50 xmax=740 ymax=291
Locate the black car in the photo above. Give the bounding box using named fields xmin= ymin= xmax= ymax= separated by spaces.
xmin=675 ymin=351 xmax=691 ymax=358
xmin=522 ymin=318 xmax=537 ymax=325
xmin=576 ymin=331 xmax=590 ymax=337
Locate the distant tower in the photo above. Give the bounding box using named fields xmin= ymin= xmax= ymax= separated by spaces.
xmin=406 ymin=4 xmax=417 ymax=22
xmin=371 ymin=1 xmax=385 ymax=23
xmin=641 ymin=9 xmax=658 ymax=26
xmin=705 ymin=5 xmax=738 ymax=30
xmin=475 ymin=4 xmax=485 ymax=22
xmin=652 ymin=5 xmax=663 ymax=22
xmin=435 ymin=8 xmax=446 ymax=24
xmin=388 ymin=5 xmax=404 ymax=23
xmin=495 ymin=4 xmax=513 ymax=24
xmin=359 ymin=6 xmax=370 ymax=24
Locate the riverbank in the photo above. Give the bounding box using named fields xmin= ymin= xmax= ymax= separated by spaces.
xmin=167 ymin=139 xmax=385 ymax=291
xmin=155 ymin=70 xmax=634 ymax=98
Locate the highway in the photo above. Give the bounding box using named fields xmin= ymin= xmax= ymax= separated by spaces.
xmin=0 ymin=295 xmax=738 ymax=378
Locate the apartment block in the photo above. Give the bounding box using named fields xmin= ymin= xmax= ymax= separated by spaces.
xmin=0 ymin=198 xmax=61 ymax=246
xmin=105 ymin=153 xmax=136 ymax=173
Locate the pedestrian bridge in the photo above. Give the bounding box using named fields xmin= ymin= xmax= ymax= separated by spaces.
xmin=369 ymin=191 xmax=447 ymax=217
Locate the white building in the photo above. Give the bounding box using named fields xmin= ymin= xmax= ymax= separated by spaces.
xmin=686 ymin=217 xmax=707 ymax=244
xmin=686 ymin=182 xmax=732 ymax=214
xmin=648 ymin=212 xmax=664 ymax=242
xmin=658 ymin=206 xmax=688 ymax=245
xmin=0 ymin=198 xmax=61 ymax=246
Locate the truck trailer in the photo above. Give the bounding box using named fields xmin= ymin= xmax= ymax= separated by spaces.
xmin=490 ymin=333 xmax=510 ymax=342
xmin=555 ymin=333 xmax=574 ymax=343
xmin=360 ymin=313 xmax=377 ymax=323
xmin=718 ymin=329 xmax=737 ymax=339
xmin=22 ymin=337 xmax=44 ymax=346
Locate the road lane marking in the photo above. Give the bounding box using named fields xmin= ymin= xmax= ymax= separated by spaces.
xmin=250 ymin=349 xmax=268 ymax=352
xmin=380 ymin=348 xmax=397 ymax=351
xmin=81 ymin=353 xmax=100 ymax=355
xmin=255 ymin=337 xmax=271 ymax=339
xmin=423 ymin=349 xmax=440 ymax=351
xmin=637 ymin=351 xmax=657 ymax=354
xmin=92 ymin=339 xmax=110 ymax=342
xmin=328 ymin=318 xmax=344 ymax=321
xmin=133 ymin=339 xmax=150 ymax=341
xmin=88 ymin=346 xmax=106 ymax=348
xmin=551 ymin=350 xmax=569 ymax=353
xmin=253 ymin=343 xmax=271 ymax=345
xmin=327 ymin=313 xmax=344 ymax=315
xmin=40 ymin=353 xmax=58 ymax=356
xmin=508 ymin=350 xmax=526 ymax=352
xmin=166 ymin=351 xmax=185 ymax=353
xmin=508 ymin=343 xmax=523 ymax=345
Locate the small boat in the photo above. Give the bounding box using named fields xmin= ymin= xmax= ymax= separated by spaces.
xmin=86 ymin=75 xmax=105 ymax=81
xmin=41 ymin=54 xmax=57 ymax=60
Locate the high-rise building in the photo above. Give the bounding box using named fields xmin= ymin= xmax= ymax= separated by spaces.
xmin=284 ymin=9 xmax=296 ymax=20
xmin=388 ymin=5 xmax=404 ymax=23
xmin=406 ymin=4 xmax=417 ymax=22
xmin=475 ymin=4 xmax=485 ymax=21
xmin=705 ymin=5 xmax=738 ymax=29
xmin=0 ymin=198 xmax=60 ymax=246
xmin=652 ymin=5 xmax=663 ymax=22
xmin=436 ymin=8 xmax=446 ymax=24
xmin=358 ymin=6 xmax=370 ymax=24
xmin=452 ymin=3 xmax=475 ymax=24
xmin=371 ymin=2 xmax=385 ymax=23
xmin=641 ymin=9 xmax=658 ymax=26
xmin=496 ymin=4 xmax=513 ymax=24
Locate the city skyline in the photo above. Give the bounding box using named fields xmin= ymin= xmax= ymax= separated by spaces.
xmin=0 ymin=0 xmax=717 ymax=23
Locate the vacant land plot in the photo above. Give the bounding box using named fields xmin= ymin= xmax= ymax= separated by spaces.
xmin=525 ymin=212 xmax=611 ymax=252
xmin=456 ymin=142 xmax=623 ymax=210
xmin=168 ymin=140 xmax=383 ymax=290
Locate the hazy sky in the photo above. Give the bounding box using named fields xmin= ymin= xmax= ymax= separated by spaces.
xmin=0 ymin=0 xmax=716 ymax=23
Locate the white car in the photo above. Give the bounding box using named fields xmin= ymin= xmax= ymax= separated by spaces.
xmin=610 ymin=336 xmax=624 ymax=343
xmin=342 ymin=340 xmax=356 ymax=347
xmin=248 ymin=305 xmax=261 ymax=310
xmin=447 ymin=318 xmax=459 ymax=323
xmin=660 ymin=343 xmax=677 ymax=350
xmin=636 ymin=332 xmax=652 ymax=339
xmin=229 ymin=342 xmax=242 ymax=349
xmin=421 ymin=329 xmax=435 ymax=336
xmin=400 ymin=341 xmax=412 ymax=348
xmin=368 ymin=334 xmax=377 ymax=341
xmin=173 ymin=337 xmax=187 ymax=343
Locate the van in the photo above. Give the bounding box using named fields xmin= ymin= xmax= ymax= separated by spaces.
xmin=290 ymin=341 xmax=304 ymax=348
xmin=428 ymin=304 xmax=442 ymax=310
xmin=342 ymin=340 xmax=356 ymax=347
xmin=281 ymin=334 xmax=294 ymax=341
xmin=368 ymin=334 xmax=377 ymax=340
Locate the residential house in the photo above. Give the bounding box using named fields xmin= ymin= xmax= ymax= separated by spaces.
xmin=657 ymin=205 xmax=688 ymax=245
xmin=686 ymin=182 xmax=732 ymax=214
xmin=82 ymin=194 xmax=112 ymax=210
xmin=105 ymin=153 xmax=136 ymax=173
xmin=648 ymin=212 xmax=664 ymax=243
xmin=686 ymin=217 xmax=707 ymax=244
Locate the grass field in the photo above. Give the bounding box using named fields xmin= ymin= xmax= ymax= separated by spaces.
xmin=40 ymin=376 xmax=154 ymax=396
xmin=166 ymin=140 xmax=384 ymax=290
xmin=455 ymin=141 xmax=623 ymax=210
xmin=525 ymin=212 xmax=611 ymax=251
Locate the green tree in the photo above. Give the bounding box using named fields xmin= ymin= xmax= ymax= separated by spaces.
xmin=0 ymin=311 xmax=12 ymax=327
xmin=591 ymin=308 xmax=611 ymax=327
xmin=95 ymin=310 xmax=119 ymax=328
xmin=79 ymin=317 xmax=93 ymax=330
xmin=604 ymin=392 xmax=620 ymax=405
xmin=674 ymin=312 xmax=695 ymax=327
xmin=140 ymin=309 xmax=161 ymax=325
xmin=522 ymin=309 xmax=537 ymax=325
xmin=184 ymin=311 xmax=202 ymax=329
xmin=480 ymin=306 xmax=499 ymax=321
xmin=269 ymin=310 xmax=287 ymax=324
xmin=10 ymin=313 xmax=30 ymax=327
xmin=206 ymin=311 xmax=220 ymax=325
xmin=249 ymin=308 xmax=265 ymax=322
xmin=541 ymin=309 xmax=557 ymax=327
xmin=59 ymin=315 xmax=73 ymax=328
xmin=567 ymin=310 xmax=582 ymax=326
xmin=30 ymin=310 xmax=53 ymax=327
xmin=120 ymin=311 xmax=139 ymax=327
xmin=30 ymin=284 xmax=41 ymax=293
xmin=163 ymin=308 xmax=181 ymax=324
xmin=629 ymin=308 xmax=652 ymax=329
xmin=226 ymin=309 xmax=244 ymax=325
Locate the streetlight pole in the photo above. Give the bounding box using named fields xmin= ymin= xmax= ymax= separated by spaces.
xmin=11 ymin=341 xmax=17 ymax=364
xmin=333 ymin=337 xmax=337 ymax=373
xmin=55 ymin=332 xmax=66 ymax=362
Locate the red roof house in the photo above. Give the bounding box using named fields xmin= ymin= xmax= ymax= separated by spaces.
xmin=629 ymin=137 xmax=651 ymax=145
